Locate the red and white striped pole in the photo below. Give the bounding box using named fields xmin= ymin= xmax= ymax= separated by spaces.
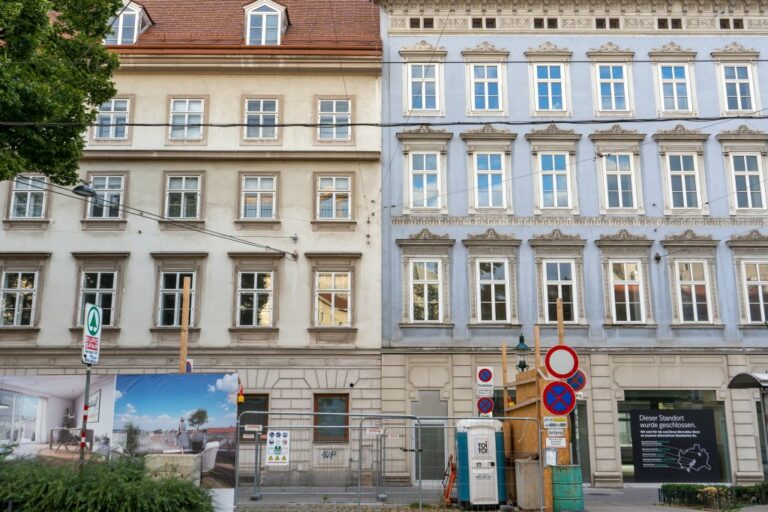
xmin=79 ymin=364 xmax=92 ymax=468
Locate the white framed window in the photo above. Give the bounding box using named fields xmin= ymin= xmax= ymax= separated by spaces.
xmin=658 ymin=64 xmax=692 ymax=112
xmin=165 ymin=176 xmax=200 ymax=219
xmin=410 ymin=260 xmax=442 ymax=322
xmin=534 ymin=64 xmax=566 ymax=112
xmin=237 ymin=271 xmax=273 ymax=326
xmin=596 ymin=64 xmax=628 ymax=112
xmin=470 ymin=64 xmax=502 ymax=112
xmin=241 ymin=176 xmax=275 ymax=220
xmin=317 ymin=176 xmax=351 ymax=220
xmin=244 ymin=99 xmax=278 ymax=140
xmin=10 ymin=176 xmax=46 ymax=219
xmin=474 ymin=153 xmax=505 ymax=209
xmin=408 ymin=63 xmax=440 ymax=112
xmin=476 ymin=260 xmax=509 ymax=322
xmin=543 ymin=260 xmax=577 ymax=323
xmin=95 ymin=99 xmax=129 ymax=140
xmin=105 ymin=5 xmax=146 ymax=45
xmin=667 ymin=154 xmax=701 ymax=209
xmin=78 ymin=272 xmax=116 ymax=326
xmin=539 ymin=153 xmax=570 ymax=209
xmin=743 ymin=261 xmax=768 ymax=323
xmin=314 ymin=271 xmax=351 ymax=327
xmin=731 ymin=154 xmax=765 ymax=209
xmin=602 ymin=154 xmax=636 ymax=209
xmin=722 ymin=64 xmax=755 ymax=112
xmin=318 ymin=99 xmax=351 ymax=141
xmin=246 ymin=3 xmax=283 ymax=46
xmin=1 ymin=271 xmax=36 ymax=326
xmin=410 ymin=152 xmax=440 ymax=209
xmin=609 ymin=261 xmax=645 ymax=323
xmin=169 ymin=99 xmax=204 ymax=140
xmin=158 ymin=271 xmax=196 ymax=327
xmin=88 ymin=176 xmax=124 ymax=219
xmin=675 ymin=261 xmax=712 ymax=323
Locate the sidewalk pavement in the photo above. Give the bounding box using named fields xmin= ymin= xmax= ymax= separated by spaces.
xmin=585 ymin=486 xmax=768 ymax=511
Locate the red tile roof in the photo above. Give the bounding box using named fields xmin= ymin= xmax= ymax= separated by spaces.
xmin=121 ymin=0 xmax=380 ymax=53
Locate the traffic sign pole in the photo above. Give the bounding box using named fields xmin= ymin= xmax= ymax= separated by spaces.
xmin=79 ymin=364 xmax=91 ymax=468
xmin=79 ymin=303 xmax=102 ymax=468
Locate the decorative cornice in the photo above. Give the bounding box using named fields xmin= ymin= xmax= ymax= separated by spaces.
xmin=586 ymin=42 xmax=635 ymax=57
xmin=0 ymin=252 xmax=52 ymax=259
xmin=727 ymin=230 xmax=768 ymax=248
xmin=396 ymin=228 xmax=455 ymax=247
xmin=396 ymin=125 xmax=453 ymax=141
xmin=303 ymin=252 xmax=362 ymax=259
xmin=528 ymin=229 xmax=585 ymax=247
xmin=524 ymin=41 xmax=572 ymax=58
xmin=525 ymin=124 xmax=581 ymax=142
xmin=716 ymin=125 xmax=768 ymax=143
xmin=595 ymin=230 xmax=652 ymax=248
xmin=390 ymin=215 xmax=768 ymax=229
xmin=399 ymin=40 xmax=447 ymax=56
xmin=462 ymin=228 xmax=521 ymax=248
xmin=461 ymin=41 xmax=509 ymax=56
xmin=660 ymin=230 xmax=718 ymax=247
xmin=711 ymin=42 xmax=760 ymax=60
xmin=460 ymin=124 xmax=517 ymax=141
xmin=71 ymin=252 xmax=130 ymax=259
xmin=649 ymin=42 xmax=696 ymax=58
xmin=652 ymin=124 xmax=709 ymax=142
xmin=410 ymin=228 xmax=449 ymax=240
xmin=149 ymin=252 xmax=209 ymax=259
xmin=589 ymin=124 xmax=646 ymax=142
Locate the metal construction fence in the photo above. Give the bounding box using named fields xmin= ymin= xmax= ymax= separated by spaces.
xmin=235 ymin=411 xmax=542 ymax=511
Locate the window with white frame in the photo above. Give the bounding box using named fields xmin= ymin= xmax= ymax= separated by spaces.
xmin=169 ymin=99 xmax=204 ymax=140
xmin=158 ymin=271 xmax=195 ymax=327
xmin=732 ymin=154 xmax=764 ymax=209
xmin=79 ymin=272 xmax=116 ymax=326
xmin=743 ymin=261 xmax=768 ymax=323
xmin=237 ymin=271 xmax=273 ymax=326
xmin=105 ymin=5 xmax=143 ymax=45
xmin=317 ymin=176 xmax=350 ymax=220
xmin=658 ymin=65 xmax=691 ymax=111
xmin=95 ymin=99 xmax=129 ymax=140
xmin=722 ymin=64 xmax=754 ymax=112
xmin=603 ymin=154 xmax=635 ymax=209
xmin=667 ymin=154 xmax=700 ymax=209
xmin=543 ymin=261 xmax=576 ymax=322
xmin=246 ymin=4 xmax=282 ymax=46
xmin=1 ymin=271 xmax=36 ymax=326
xmin=675 ymin=261 xmax=711 ymax=322
xmin=241 ymin=176 xmax=275 ymax=220
xmin=408 ymin=64 xmax=439 ymax=112
xmin=318 ymin=100 xmax=351 ymax=141
xmin=10 ymin=176 xmax=46 ymax=219
xmin=314 ymin=271 xmax=351 ymax=327
xmin=534 ymin=64 xmax=565 ymax=111
xmin=410 ymin=260 xmax=442 ymax=322
xmin=539 ymin=153 xmax=570 ymax=208
xmin=88 ymin=176 xmax=124 ymax=219
xmin=596 ymin=64 xmax=628 ymax=111
xmin=474 ymin=153 xmax=505 ymax=209
xmin=471 ymin=64 xmax=501 ymax=112
xmin=165 ymin=176 xmax=200 ymax=219
xmin=410 ymin=153 xmax=440 ymax=209
xmin=609 ymin=261 xmax=644 ymax=323
xmin=476 ymin=260 xmax=509 ymax=322
xmin=244 ymin=99 xmax=278 ymax=140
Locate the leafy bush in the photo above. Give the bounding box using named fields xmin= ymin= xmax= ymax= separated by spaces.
xmin=660 ymin=482 xmax=768 ymax=510
xmin=0 ymin=458 xmax=213 ymax=512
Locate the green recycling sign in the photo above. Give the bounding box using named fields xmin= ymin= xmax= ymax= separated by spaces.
xmin=82 ymin=303 xmax=102 ymax=365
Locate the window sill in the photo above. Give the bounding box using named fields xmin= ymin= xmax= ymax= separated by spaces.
xmin=81 ymin=219 xmax=127 ymax=231
xmin=603 ymin=323 xmax=658 ymax=329
xmin=229 ymin=326 xmax=278 ymax=333
xmin=399 ymin=322 xmax=455 ymax=329
xmin=314 ymin=139 xmax=355 ymax=146
xmin=531 ymin=110 xmax=571 ymax=117
xmin=657 ymin=110 xmax=697 ymax=118
xmin=535 ymin=323 xmax=588 ymax=330
xmin=467 ymin=322 xmax=522 ymax=329
xmin=89 ymin=138 xmax=132 ymax=146
xmin=69 ymin=326 xmax=121 ymax=333
xmin=403 ymin=110 xmax=445 ymax=117
xmin=0 ymin=326 xmax=40 ymax=333
xmin=240 ymin=138 xmax=282 ymax=146
xmin=670 ymin=323 xmax=725 ymax=330
xmin=157 ymin=219 xmax=205 ymax=231
xmin=311 ymin=220 xmax=357 ymax=232
xmin=234 ymin=219 xmax=281 ymax=230
xmin=535 ymin=209 xmax=580 ymax=216
xmin=308 ymin=327 xmax=357 ymax=344
xmin=3 ymin=219 xmax=49 ymax=230
xmin=150 ymin=327 xmax=201 ymax=333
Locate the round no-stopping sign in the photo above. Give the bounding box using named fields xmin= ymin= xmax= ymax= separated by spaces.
xmin=545 ymin=345 xmax=579 ymax=379
xmin=542 ymin=381 xmax=576 ymax=416
xmin=478 ymin=368 xmax=493 ymax=383
xmin=477 ymin=397 xmax=494 ymax=415
xmin=566 ymin=369 xmax=587 ymax=393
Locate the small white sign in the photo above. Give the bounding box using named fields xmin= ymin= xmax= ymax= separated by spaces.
xmin=366 ymin=427 xmax=383 ymax=436
xmin=547 ymin=428 xmax=565 ymax=438
xmin=266 ymin=430 xmax=290 ymax=466
xmin=476 ymin=366 xmax=494 ymax=397
xmin=81 ymin=303 xmax=102 ymax=365
xmin=545 ymin=449 xmax=558 ymax=467
xmin=546 ymin=437 xmax=567 ymax=449
xmin=544 ymin=416 xmax=567 ymax=429
xmin=244 ymin=424 xmax=262 ymax=433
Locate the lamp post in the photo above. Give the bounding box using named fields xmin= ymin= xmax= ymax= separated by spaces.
xmin=72 ymin=181 xmax=97 ymax=198
xmin=515 ymin=334 xmax=530 ymax=373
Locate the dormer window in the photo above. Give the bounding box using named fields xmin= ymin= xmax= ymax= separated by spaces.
xmin=104 ymin=2 xmax=151 ymax=45
xmin=245 ymin=1 xmax=288 ymax=46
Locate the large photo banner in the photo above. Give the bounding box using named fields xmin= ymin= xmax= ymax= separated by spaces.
xmin=630 ymin=409 xmax=721 ymax=483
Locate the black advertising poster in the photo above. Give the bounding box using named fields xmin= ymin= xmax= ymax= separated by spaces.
xmin=629 ymin=409 xmax=721 ymax=483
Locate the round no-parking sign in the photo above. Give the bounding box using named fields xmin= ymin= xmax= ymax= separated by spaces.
xmin=477 ymin=397 xmax=494 ymax=415
xmin=542 ymin=381 xmax=576 ymax=416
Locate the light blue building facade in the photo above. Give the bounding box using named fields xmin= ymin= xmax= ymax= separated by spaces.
xmin=376 ymin=0 xmax=768 ymax=486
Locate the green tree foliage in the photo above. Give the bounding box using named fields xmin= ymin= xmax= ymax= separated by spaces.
xmin=187 ymin=409 xmax=209 ymax=430
xmin=0 ymin=0 xmax=121 ymax=184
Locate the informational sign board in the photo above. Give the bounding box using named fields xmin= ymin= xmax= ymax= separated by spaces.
xmin=81 ymin=303 xmax=102 ymax=365
xmin=266 ymin=429 xmax=291 ymax=466
xmin=477 ymin=397 xmax=494 ymax=417
xmin=566 ymin=369 xmax=587 ymax=393
xmin=547 ymin=428 xmax=565 ymax=438
xmin=544 ymin=416 xmax=567 ymax=429
xmin=544 ymin=345 xmax=579 ymax=379
xmin=542 ymin=381 xmax=576 ymax=416
xmin=629 ymin=409 xmax=721 ymax=483
xmin=546 ymin=437 xmax=567 ymax=449
xmin=476 ymin=367 xmax=494 ymax=397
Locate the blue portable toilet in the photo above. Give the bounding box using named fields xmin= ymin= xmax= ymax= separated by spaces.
xmin=456 ymin=419 xmax=506 ymax=509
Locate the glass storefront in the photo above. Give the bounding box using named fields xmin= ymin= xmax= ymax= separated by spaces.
xmin=618 ymin=390 xmax=730 ymax=483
